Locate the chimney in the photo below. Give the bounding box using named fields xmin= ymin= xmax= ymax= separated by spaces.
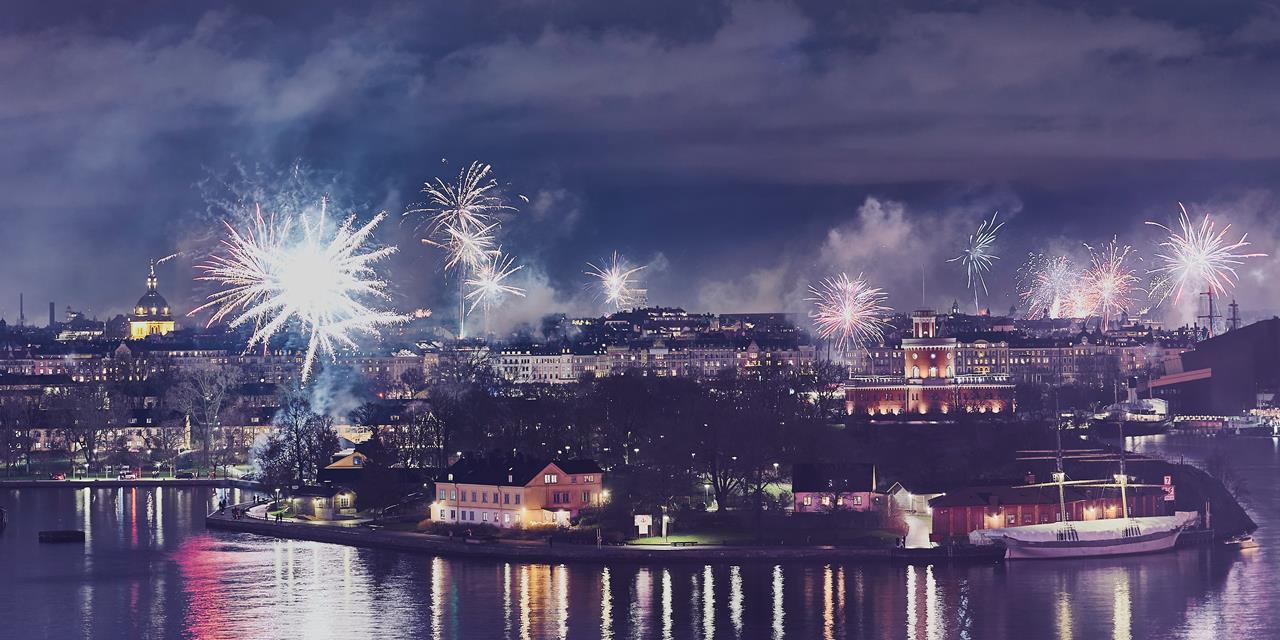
xmin=49 ymin=302 xmax=55 ymax=327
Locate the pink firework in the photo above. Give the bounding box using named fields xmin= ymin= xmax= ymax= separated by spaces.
xmin=807 ymin=273 xmax=891 ymax=349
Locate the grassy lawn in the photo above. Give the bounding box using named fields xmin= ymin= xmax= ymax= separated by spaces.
xmin=628 ymin=527 xmax=900 ymax=547
xmin=627 ymin=531 xmax=758 ymax=545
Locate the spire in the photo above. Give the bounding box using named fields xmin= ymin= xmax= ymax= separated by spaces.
xmin=147 ymin=259 xmax=158 ymax=292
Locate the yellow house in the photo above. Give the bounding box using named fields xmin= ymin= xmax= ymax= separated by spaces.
xmin=128 ymin=260 xmax=175 ymax=339
xmin=433 ymin=457 xmax=605 ymax=528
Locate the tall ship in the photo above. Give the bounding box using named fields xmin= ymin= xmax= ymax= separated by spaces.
xmin=1089 ymin=377 xmax=1171 ymax=437
xmin=971 ymin=420 xmax=1194 ymax=559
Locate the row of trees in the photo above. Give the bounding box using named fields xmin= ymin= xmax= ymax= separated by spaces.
xmin=0 ymin=366 xmax=246 ymax=477
xmin=338 ymin=349 xmax=852 ymax=516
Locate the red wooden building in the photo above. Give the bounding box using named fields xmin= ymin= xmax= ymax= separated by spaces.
xmin=929 ymin=485 xmax=1166 ymax=542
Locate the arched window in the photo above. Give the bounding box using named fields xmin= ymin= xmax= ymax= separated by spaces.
xmin=929 ymin=366 xmax=937 ymax=377
xmin=912 ymin=365 xmax=920 ymax=378
xmin=947 ymin=365 xmax=954 ymax=377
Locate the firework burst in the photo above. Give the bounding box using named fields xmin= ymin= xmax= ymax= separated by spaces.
xmin=586 ymin=253 xmax=647 ymax=310
xmin=194 ymin=201 xmax=404 ymax=381
xmin=408 ymin=161 xmax=512 ymax=241
xmin=1083 ymin=238 xmax=1141 ymax=327
xmin=807 ymin=273 xmax=891 ymax=350
xmin=949 ymin=211 xmax=1005 ymax=313
xmin=465 ymin=250 xmax=526 ymax=319
xmin=1018 ymin=254 xmax=1079 ymax=319
xmin=1146 ymin=203 xmax=1266 ymax=305
xmin=406 ymin=161 xmax=517 ymax=338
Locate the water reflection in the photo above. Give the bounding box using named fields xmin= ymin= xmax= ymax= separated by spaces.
xmin=772 ymin=564 xmax=784 ymax=640
xmin=1113 ymin=579 xmax=1131 ymax=640
xmin=0 ymin=463 xmax=1275 ymax=640
xmin=729 ymin=565 xmax=743 ymax=636
xmin=601 ymin=567 xmax=613 ymax=640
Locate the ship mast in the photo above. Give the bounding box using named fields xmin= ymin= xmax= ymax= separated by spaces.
xmin=1053 ymin=383 xmax=1068 ymax=522
xmin=1054 ymin=419 xmax=1068 ymax=523
xmin=1116 ymin=420 xmax=1129 ymax=519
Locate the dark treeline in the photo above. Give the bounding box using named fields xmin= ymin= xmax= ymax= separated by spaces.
xmin=346 ymin=352 xmax=854 ymax=517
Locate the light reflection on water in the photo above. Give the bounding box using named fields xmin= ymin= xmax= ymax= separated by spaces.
xmin=0 ymin=435 xmax=1275 ymax=639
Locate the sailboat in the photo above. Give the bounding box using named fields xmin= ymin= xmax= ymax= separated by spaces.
xmin=971 ymin=416 xmax=1195 ymax=559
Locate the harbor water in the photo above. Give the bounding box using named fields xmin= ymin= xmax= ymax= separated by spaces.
xmin=1 ymin=435 xmax=1275 ymax=639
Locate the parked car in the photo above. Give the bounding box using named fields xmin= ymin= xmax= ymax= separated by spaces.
xmin=50 ymin=472 xmax=66 ymax=481
xmin=118 ymin=470 xmax=137 ymax=480
xmin=175 ymin=471 xmax=194 ymax=479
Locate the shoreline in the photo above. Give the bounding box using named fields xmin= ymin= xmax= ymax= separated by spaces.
xmin=204 ymin=508 xmax=896 ymax=565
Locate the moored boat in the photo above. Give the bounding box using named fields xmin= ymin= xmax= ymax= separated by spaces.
xmin=971 ymin=512 xmax=1196 ymax=559
xmin=38 ymin=530 xmax=86 ymax=543
xmin=1089 ymin=379 xmax=1170 ymax=438
xmin=1223 ymin=534 xmax=1260 ymax=551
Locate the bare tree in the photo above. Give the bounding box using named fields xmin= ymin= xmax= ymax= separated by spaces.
xmin=425 ymin=347 xmax=498 ymax=460
xmin=0 ymin=400 xmax=36 ymax=476
xmin=168 ymin=367 xmax=239 ymax=474
xmin=273 ymin=386 xmax=340 ymax=485
xmin=56 ymin=384 xmax=130 ymax=475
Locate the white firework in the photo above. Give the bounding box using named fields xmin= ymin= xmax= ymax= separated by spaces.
xmin=427 ymin=221 xmax=500 ymax=272
xmin=586 ymin=253 xmax=647 ymax=311
xmin=807 ymin=273 xmax=891 ymax=349
xmin=465 ymin=251 xmax=526 ymax=318
xmin=408 ymin=161 xmax=512 ymax=242
xmin=1018 ymin=254 xmax=1078 ymax=319
xmin=407 ymin=161 xmax=516 ymax=339
xmin=1146 ymin=203 xmax=1266 ymax=306
xmin=194 ymin=201 xmax=404 ymax=381
xmin=948 ymin=211 xmax=1005 ymax=314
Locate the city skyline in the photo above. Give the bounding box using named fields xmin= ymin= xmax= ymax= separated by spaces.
xmin=3 ymin=2 xmax=1280 ymax=330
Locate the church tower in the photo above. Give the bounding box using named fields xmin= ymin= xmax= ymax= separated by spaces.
xmin=128 ymin=260 xmax=176 ymax=339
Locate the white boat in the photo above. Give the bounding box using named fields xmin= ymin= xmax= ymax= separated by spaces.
xmin=1090 ymin=379 xmax=1171 ymax=437
xmin=997 ymin=407 xmax=1195 ymax=560
xmin=970 ymin=512 xmax=1197 ymax=559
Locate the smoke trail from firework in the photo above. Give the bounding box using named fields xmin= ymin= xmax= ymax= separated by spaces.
xmin=1083 ymin=238 xmax=1141 ymax=328
xmin=193 ymin=201 xmax=404 ymax=381
xmin=1018 ymin=253 xmax=1079 ymax=319
xmin=586 ymin=253 xmax=647 ymax=310
xmin=465 ymin=250 xmax=526 ymax=317
xmin=948 ymin=211 xmax=1005 ymax=314
xmin=807 ymin=273 xmax=891 ymax=350
xmin=1146 ymin=203 xmax=1267 ymax=306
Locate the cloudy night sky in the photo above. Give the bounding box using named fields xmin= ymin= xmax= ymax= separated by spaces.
xmin=4 ymin=0 xmax=1280 ymax=332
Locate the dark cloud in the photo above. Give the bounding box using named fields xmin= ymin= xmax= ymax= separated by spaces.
xmin=2 ymin=1 xmax=1279 ymax=326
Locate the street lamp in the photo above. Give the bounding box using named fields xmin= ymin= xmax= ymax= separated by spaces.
xmin=703 ymin=482 xmax=710 ymax=508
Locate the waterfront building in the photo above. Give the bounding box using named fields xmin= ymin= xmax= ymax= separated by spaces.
xmin=291 ymin=485 xmax=357 ymax=521
xmin=433 ymin=456 xmax=605 ymax=528
xmin=791 ymin=463 xmax=884 ymax=513
xmin=928 ymin=485 xmax=1165 ymax=543
xmin=843 ymin=310 xmax=1015 ymax=416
